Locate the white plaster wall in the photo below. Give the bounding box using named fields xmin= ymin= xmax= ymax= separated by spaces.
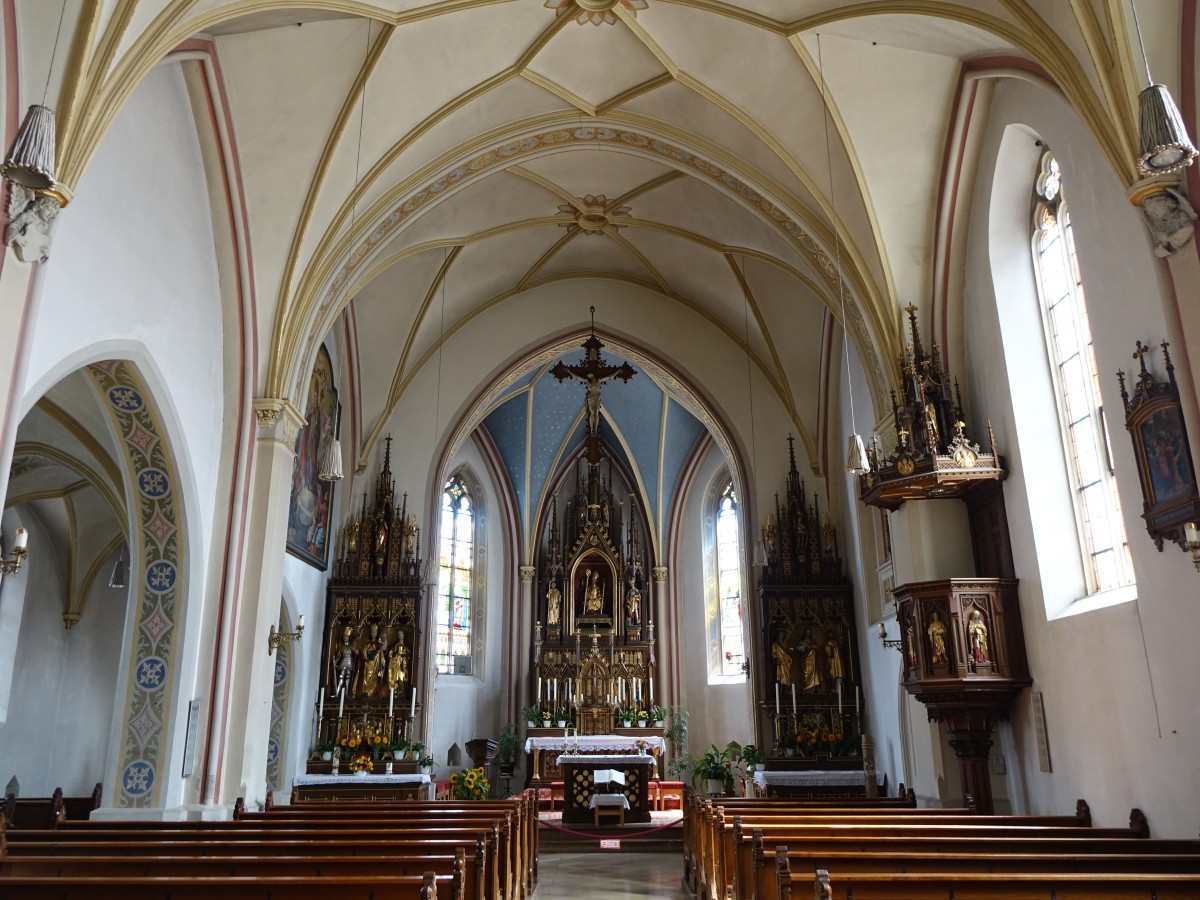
xmin=960 ymin=77 xmax=1200 ymax=836
xmin=0 ymin=514 xmax=126 ymax=797
xmin=16 ymin=62 xmax=227 ymax=810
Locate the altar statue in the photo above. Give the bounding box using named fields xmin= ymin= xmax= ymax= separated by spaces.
xmin=359 ymin=623 xmax=386 ymax=697
xmin=334 ymin=626 xmax=357 ymax=698
xmin=824 ymin=629 xmax=845 ymax=686
xmin=546 ymin=583 xmax=562 ymax=625
xmin=387 ymin=639 xmax=410 ymax=690
xmin=584 ymin=569 xmax=604 ymax=613
xmin=771 ymin=640 xmax=795 ymax=685
xmin=798 ymin=628 xmax=823 ymax=692
xmin=626 ymin=584 xmax=641 ymax=624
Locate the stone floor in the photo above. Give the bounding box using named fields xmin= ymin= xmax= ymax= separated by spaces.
xmin=534 ymin=851 xmax=687 ymax=898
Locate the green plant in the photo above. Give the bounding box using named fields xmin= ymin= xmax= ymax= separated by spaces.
xmin=690 ymin=744 xmax=734 ymax=791
xmin=740 ymin=744 xmax=765 ymax=768
xmin=418 ymin=753 xmax=434 ymax=769
xmin=449 ymin=766 xmax=490 ymax=800
xmin=390 ymin=737 xmax=410 ymax=754
xmin=618 ymin=705 xmax=637 ymax=722
xmin=496 ymin=723 xmax=520 ymax=768
xmin=649 ymin=704 xmax=665 ymax=722
xmin=776 ymin=731 xmax=799 ymax=753
xmin=664 ymin=705 xmax=690 ymax=779
xmin=553 ymin=706 xmax=569 ymax=722
xmin=314 ymin=739 xmax=335 ymax=754
xmin=521 ymin=704 xmax=541 ymax=724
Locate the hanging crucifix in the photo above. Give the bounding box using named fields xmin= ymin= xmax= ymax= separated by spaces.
xmin=550 ymin=307 xmax=637 ymax=463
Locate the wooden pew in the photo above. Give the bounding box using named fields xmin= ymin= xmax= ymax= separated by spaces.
xmin=1 ymin=783 xmax=102 ymax=829
xmin=0 ymin=869 xmax=446 ymax=900
xmin=784 ymin=860 xmax=1200 ymax=900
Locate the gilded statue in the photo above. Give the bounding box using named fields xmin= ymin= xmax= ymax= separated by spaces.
xmin=927 ymin=612 xmax=949 ymax=664
xmin=626 ymin=584 xmax=640 ymax=624
xmin=546 ymin=583 xmax=562 ymax=626
xmin=824 ymin=629 xmax=845 ymax=685
xmin=905 ymin=617 xmax=916 ymax=667
xmin=798 ymin=628 xmax=823 ymax=692
xmin=771 ymin=641 xmax=795 ymax=685
xmin=387 ymin=638 xmax=410 ymax=691
xmin=583 ymin=569 xmax=603 ymax=613
xmin=968 ymin=609 xmax=990 ymax=663
xmin=358 ymin=623 xmax=386 ymax=697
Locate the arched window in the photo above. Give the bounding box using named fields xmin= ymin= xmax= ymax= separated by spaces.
xmin=1032 ymin=152 xmax=1134 ymax=594
xmin=435 ymin=475 xmax=475 ymax=674
xmin=715 ymin=481 xmax=745 ymax=676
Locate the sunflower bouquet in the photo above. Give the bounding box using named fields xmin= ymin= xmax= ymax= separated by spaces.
xmin=347 ymin=752 xmax=374 ymax=774
xmin=449 ymin=766 xmax=491 ymax=800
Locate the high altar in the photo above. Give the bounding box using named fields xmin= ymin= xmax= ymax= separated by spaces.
xmin=309 ymin=437 xmax=427 ymax=773
xmin=524 ymin=322 xmax=667 ymax=793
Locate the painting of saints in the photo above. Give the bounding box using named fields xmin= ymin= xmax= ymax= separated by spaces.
xmin=1140 ymin=410 xmax=1191 ymax=505
xmin=286 ymin=345 xmax=338 ymax=568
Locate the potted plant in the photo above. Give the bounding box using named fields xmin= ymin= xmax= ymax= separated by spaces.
xmin=390 ymin=738 xmax=410 ymax=760
xmin=664 ymin=705 xmax=689 ymax=780
xmin=347 ymin=752 xmax=374 ymax=777
xmin=496 ymin=723 xmax=520 ymax=777
xmin=690 ymin=744 xmax=733 ymax=795
xmin=368 ymin=733 xmax=388 ymax=760
xmin=553 ymin=706 xmax=568 ymax=727
xmin=739 ymin=744 xmax=765 ymax=774
xmin=521 ymin=704 xmax=541 ymax=728
xmin=449 ymin=766 xmax=491 ymax=800
xmin=650 ymin=704 xmax=666 ymax=727
xmin=417 ymin=751 xmax=435 ymax=774
xmin=407 ymin=739 xmax=426 ymax=762
xmin=314 ymin=739 xmax=335 ymax=762
xmin=776 ymin=731 xmax=799 ymax=758
xmin=619 ymin=705 xmax=636 ymax=727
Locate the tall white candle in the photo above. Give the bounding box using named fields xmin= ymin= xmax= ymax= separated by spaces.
xmin=318 ymin=687 xmax=325 ymax=720
xmin=410 ymin=687 xmax=417 ymax=718
xmin=649 ymin=678 xmax=654 ymax=703
xmin=537 ymin=677 xmax=542 ymax=701
xmin=790 ymin=684 xmax=797 ymax=716
xmin=338 ymin=690 xmax=345 ymax=719
xmin=388 ymin=688 xmax=395 ymax=719
xmin=13 ymin=528 xmax=27 ymax=550
xmin=837 ymin=682 xmax=843 ymax=717
xmin=855 ymin=686 xmax=860 ymax=718
xmin=775 ymin=682 xmax=780 ymax=715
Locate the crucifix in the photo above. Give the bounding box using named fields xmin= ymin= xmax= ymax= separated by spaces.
xmin=551 ymin=307 xmax=637 ymax=463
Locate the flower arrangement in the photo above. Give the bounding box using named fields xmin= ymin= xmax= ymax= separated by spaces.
xmin=368 ymin=733 xmax=388 ymax=758
xmin=347 ymin=752 xmax=374 ymax=774
xmin=449 ymin=766 xmax=491 ymax=800
xmin=649 ymin=704 xmax=665 ymax=723
xmin=636 ymin=709 xmax=649 ymax=723
xmin=634 ymin=738 xmax=649 ymax=755
xmin=339 ymin=735 xmax=363 ymax=755
xmin=521 ymin=704 xmax=541 ymax=725
xmin=391 ymin=738 xmax=410 ymax=756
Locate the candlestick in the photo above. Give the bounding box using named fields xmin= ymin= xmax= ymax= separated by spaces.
xmin=410 ymin=687 xmax=417 ymax=718
xmin=388 ymin=688 xmax=394 ymax=719
xmin=790 ymin=684 xmax=796 ymax=716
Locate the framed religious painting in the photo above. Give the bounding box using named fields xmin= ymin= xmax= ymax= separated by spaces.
xmin=1118 ymin=340 xmax=1200 ymax=550
xmin=287 ymin=345 xmax=339 ymax=568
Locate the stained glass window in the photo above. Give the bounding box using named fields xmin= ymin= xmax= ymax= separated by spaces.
xmin=715 ymin=482 xmax=745 ymax=676
xmin=436 ymin=476 xmax=474 ymax=673
xmin=1033 ymin=152 xmax=1134 ymax=594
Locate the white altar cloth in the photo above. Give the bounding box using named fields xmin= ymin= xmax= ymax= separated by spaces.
xmin=525 ymin=734 xmax=665 ymax=754
xmin=294 ymin=773 xmax=431 ymax=786
xmin=589 ymin=794 xmax=630 ymax=810
xmin=752 ymin=770 xmax=882 ymax=788
xmin=555 ymin=754 xmax=657 ymax=767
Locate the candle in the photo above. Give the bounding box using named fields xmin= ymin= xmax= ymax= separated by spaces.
xmin=297 ymin=614 xmax=305 ymax=630
xmin=790 ymin=684 xmax=796 ymax=716
xmin=318 ymin=687 xmax=325 ymax=720
xmin=855 ymin=686 xmax=860 ymax=718
xmin=13 ymin=528 xmax=27 ymax=550
xmin=649 ymin=678 xmax=654 ymax=703
xmin=775 ymin=682 xmax=780 ymax=715
xmin=410 ymin=687 xmax=417 ymax=718
xmin=388 ymin=688 xmax=395 ymax=719
xmin=338 ymin=690 xmax=345 ymax=719
xmin=837 ymin=682 xmax=842 ymax=717
xmin=537 ymin=677 xmax=542 ymax=701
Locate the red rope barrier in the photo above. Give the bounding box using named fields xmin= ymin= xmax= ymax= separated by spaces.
xmin=538 ymin=816 xmax=683 ymax=840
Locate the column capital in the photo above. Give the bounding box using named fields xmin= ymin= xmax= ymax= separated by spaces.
xmin=253 ymin=398 xmax=306 ymax=449
xmin=652 ymin=566 xmax=668 ymax=583
xmin=519 ymin=565 xmax=537 ymax=582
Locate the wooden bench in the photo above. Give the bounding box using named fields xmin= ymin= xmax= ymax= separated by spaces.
xmin=0 ymin=870 xmax=447 ymax=899
xmin=786 ymin=860 xmax=1200 ymax=900
xmin=2 ymin=783 xmax=102 ymax=829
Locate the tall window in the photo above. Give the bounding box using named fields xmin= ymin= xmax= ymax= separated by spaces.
xmin=1033 ymin=152 xmax=1134 ymax=594
xmin=436 ymin=475 xmax=474 ymax=674
xmin=715 ymin=481 xmax=745 ymax=676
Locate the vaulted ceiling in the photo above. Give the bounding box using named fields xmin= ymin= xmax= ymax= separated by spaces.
xmin=33 ymin=0 xmax=1158 ymax=478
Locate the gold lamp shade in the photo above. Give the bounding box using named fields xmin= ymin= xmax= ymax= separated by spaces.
xmin=1137 ymin=84 xmax=1198 ymax=176
xmin=0 ymin=104 xmax=57 ymax=190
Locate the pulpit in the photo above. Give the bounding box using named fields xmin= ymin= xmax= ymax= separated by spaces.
xmin=556 ymin=754 xmax=654 ymax=824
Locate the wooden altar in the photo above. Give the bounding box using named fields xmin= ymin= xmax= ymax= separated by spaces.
xmin=312 ymin=437 xmax=426 ymax=767
xmin=557 ymin=754 xmax=655 ymax=825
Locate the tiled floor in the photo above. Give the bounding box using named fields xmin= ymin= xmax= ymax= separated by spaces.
xmin=535 ymin=852 xmax=687 ymax=898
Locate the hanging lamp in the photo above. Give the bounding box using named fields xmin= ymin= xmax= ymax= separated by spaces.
xmin=1 ymin=1 xmax=68 ymax=190
xmin=1130 ymin=0 xmax=1197 ymax=175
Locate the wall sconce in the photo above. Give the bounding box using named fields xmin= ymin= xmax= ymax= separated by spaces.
xmin=1 ymin=528 xmax=29 ymax=575
xmin=268 ymin=615 xmax=304 ymax=655
xmin=877 ymin=621 xmax=902 ymax=652
xmin=1185 ymin=523 xmax=1200 ymax=572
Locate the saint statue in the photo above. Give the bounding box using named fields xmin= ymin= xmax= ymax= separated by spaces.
xmin=387 ymin=639 xmax=410 ymax=691
xmin=771 ymin=641 xmax=795 ymax=685
xmin=798 ymin=628 xmax=823 ymax=693
xmin=546 ymin=582 xmax=562 ymax=626
xmin=359 ymin=623 xmax=386 ymax=697
xmin=905 ymin=617 xmax=916 ymax=667
xmin=583 ymin=569 xmax=603 ymax=613
xmin=927 ymin=612 xmax=949 ymax=664
xmin=334 ymin=626 xmax=357 ymax=698
xmin=626 ymin=584 xmax=640 ymax=625
xmin=824 ymin=629 xmax=845 ymax=686
xmin=968 ymin=609 xmax=990 ymax=663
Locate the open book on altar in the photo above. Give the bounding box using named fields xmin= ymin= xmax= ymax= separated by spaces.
xmin=592 ymin=769 xmax=626 ymax=790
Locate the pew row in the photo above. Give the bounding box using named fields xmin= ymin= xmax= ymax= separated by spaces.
xmin=1 ymin=783 xmax=102 ymax=829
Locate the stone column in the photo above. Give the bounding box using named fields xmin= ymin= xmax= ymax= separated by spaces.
xmin=519 ymin=565 xmax=536 ymax=721
xmin=214 ymin=398 xmax=304 ymax=809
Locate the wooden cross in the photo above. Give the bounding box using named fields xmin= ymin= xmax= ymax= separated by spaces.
xmin=551 ymin=306 xmax=636 ymax=462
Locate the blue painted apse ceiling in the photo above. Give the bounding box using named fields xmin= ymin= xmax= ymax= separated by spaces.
xmin=481 ymin=348 xmax=706 ymax=547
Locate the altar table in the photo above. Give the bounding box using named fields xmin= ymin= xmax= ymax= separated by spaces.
xmin=556 ymin=754 xmax=655 ymax=825
xmin=524 ymin=734 xmax=664 ymax=780
xmin=291 ymin=773 xmax=432 ymax=803
xmin=751 ymin=769 xmax=885 ymax=800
